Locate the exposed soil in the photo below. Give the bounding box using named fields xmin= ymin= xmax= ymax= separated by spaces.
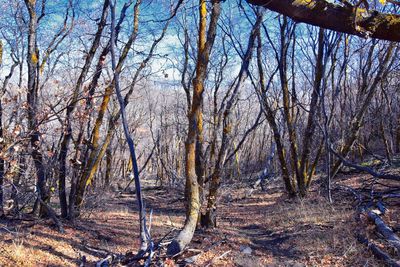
xmin=0 ymin=174 xmax=394 ymax=266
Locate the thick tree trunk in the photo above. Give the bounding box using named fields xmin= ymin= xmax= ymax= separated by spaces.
xmin=58 ymin=0 xmax=109 ymax=218
xmin=195 ymin=133 xmax=205 ymax=203
xmin=24 ymin=0 xmax=50 ymax=218
xmin=265 ymin=110 xmax=296 ymax=196
xmin=247 ymin=0 xmax=400 ymax=42
xmin=104 ymin=147 xmax=112 ymax=188
xmin=297 ymin=28 xmax=325 ymax=196
xmin=167 ymin=119 xmax=201 ymax=254
xmin=167 ymin=0 xmax=221 ymax=255
xmin=278 ymin=17 xmax=301 ymax=196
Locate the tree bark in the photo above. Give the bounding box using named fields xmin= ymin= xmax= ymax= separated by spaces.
xmin=297 ymin=28 xmax=325 ymax=196
xmin=104 ymin=147 xmax=112 ymax=188
xmin=58 ymin=0 xmax=109 ymax=219
xmin=396 ymin=117 xmax=400 ymax=153
xmin=24 ymin=0 xmax=49 ymax=218
xmin=72 ymin=0 xmax=143 ymax=218
xmin=247 ymin=0 xmax=400 ymax=42
xmin=256 ymin=29 xmax=296 ymax=197
xmin=367 ymin=210 xmax=400 ymax=251
xmin=0 ymin=40 xmax=4 ymax=218
xmin=167 ymin=0 xmax=221 ymax=255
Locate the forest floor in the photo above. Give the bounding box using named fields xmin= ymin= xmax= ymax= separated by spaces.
xmin=0 ymin=171 xmax=398 ymax=266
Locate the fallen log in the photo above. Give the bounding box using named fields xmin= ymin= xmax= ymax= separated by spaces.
xmin=344 ymin=185 xmax=400 ymax=266
xmin=330 ymin=145 xmax=400 ymax=181
xmin=367 ymin=210 xmax=400 ymax=252
xmin=357 ymin=234 xmax=400 ymax=267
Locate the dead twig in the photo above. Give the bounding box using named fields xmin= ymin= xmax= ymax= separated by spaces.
xmin=205 ymin=250 xmax=231 ymax=267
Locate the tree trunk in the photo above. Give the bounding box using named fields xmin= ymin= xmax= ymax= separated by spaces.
xmin=367 ymin=210 xmax=400 ymax=252
xmin=71 ymin=85 xmax=113 ymax=218
xmin=24 ymin=0 xmax=50 ymax=218
xmin=297 ymin=28 xmax=325 ymax=196
xmin=58 ymin=0 xmax=109 ymax=218
xmin=380 ymin=120 xmax=392 ymax=164
xmin=256 ymin=22 xmax=296 ymax=197
xmin=110 ymin=0 xmax=149 ymax=252
xmin=247 ymin=0 xmax=400 ymax=42
xmin=204 ymin=9 xmax=263 ymax=228
xmin=70 ymin=0 xmax=173 ymax=217
xmin=0 ymin=155 xmax=4 ymax=218
xmin=167 ymin=0 xmax=221 ymax=255
xmin=104 ymin=147 xmax=112 ymax=188
xmin=0 ymin=41 xmax=4 ymax=217
xmin=331 ymin=43 xmax=397 ymax=178
xmin=396 ymin=117 xmax=400 ymax=154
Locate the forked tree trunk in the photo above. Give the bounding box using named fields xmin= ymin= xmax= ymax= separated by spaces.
xmin=58 ymin=0 xmax=109 ymax=218
xmin=204 ymin=9 xmax=263 ymax=228
xmin=71 ymin=0 xmax=175 ymax=217
xmin=70 ymin=0 xmax=142 ymax=218
xmin=167 ymin=0 xmax=221 ymax=255
xmin=296 ymin=28 xmax=325 ymax=196
xmin=72 ymin=85 xmax=113 ymax=218
xmin=331 ymin=43 xmax=397 ymax=178
xmin=255 ymin=29 xmax=296 ymax=197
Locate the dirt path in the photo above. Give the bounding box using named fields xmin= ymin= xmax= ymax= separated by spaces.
xmin=0 ymin=180 xmax=379 ymax=266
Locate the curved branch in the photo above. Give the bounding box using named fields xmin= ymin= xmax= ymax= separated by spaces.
xmin=247 ymin=0 xmax=400 ymax=42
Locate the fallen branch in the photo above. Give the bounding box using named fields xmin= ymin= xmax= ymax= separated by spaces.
xmin=330 ymin=145 xmax=400 ymax=181
xmin=95 ymin=255 xmax=113 ymax=267
xmin=205 ymin=250 xmax=231 ymax=267
xmin=357 ymin=234 xmax=400 ymax=267
xmin=367 ymin=210 xmax=400 ymax=252
xmin=336 ymin=179 xmax=400 ymax=266
xmin=382 ymin=194 xmax=400 ymax=200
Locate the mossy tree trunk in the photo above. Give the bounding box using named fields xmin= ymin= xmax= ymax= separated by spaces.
xmin=57 ymin=0 xmax=109 ymax=219
xmin=167 ymin=0 xmax=221 ymax=255
xmin=247 ymin=0 xmax=400 ymax=42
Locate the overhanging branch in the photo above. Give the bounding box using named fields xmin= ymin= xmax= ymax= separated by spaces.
xmin=247 ymin=0 xmax=400 ymax=42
